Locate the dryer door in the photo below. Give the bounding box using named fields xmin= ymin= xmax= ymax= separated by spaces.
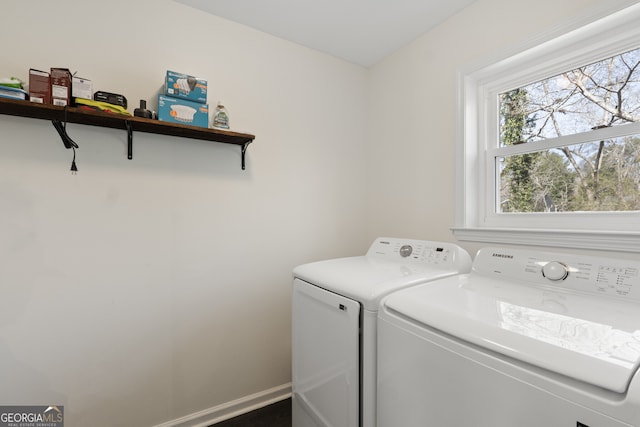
xmin=292 ymin=278 xmax=360 ymax=427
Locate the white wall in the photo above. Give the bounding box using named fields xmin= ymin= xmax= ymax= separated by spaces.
xmin=0 ymin=1 xmax=368 ymax=425
xmin=365 ymin=0 xmax=635 ymax=257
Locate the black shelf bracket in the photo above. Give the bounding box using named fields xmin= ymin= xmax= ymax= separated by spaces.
xmin=241 ymin=141 xmax=252 ymax=170
xmin=125 ymin=120 xmax=133 ymax=160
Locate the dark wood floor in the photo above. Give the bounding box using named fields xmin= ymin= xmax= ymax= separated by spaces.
xmin=211 ymin=398 xmax=291 ymax=427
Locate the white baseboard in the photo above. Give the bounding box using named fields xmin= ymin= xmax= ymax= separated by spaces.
xmin=153 ymin=383 xmax=292 ymax=427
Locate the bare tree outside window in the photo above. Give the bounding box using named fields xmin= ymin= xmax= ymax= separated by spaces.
xmin=499 ymin=47 xmax=640 ymax=213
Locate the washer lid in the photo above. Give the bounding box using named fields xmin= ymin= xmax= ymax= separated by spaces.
xmin=293 ymin=256 xmax=460 ymax=310
xmin=384 ymin=275 xmax=640 ymax=393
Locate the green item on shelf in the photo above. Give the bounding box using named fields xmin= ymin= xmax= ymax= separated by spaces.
xmin=74 ymin=98 xmax=132 ymax=116
xmin=0 ymin=77 xmax=24 ymax=89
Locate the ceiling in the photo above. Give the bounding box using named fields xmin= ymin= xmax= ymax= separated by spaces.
xmin=175 ymin=0 xmax=476 ymax=67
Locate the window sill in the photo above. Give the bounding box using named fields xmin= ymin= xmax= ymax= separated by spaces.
xmin=451 ymin=227 xmax=640 ymax=253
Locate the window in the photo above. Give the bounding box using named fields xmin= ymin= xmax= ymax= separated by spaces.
xmin=453 ymin=2 xmax=640 ymax=252
xmin=498 ymin=48 xmax=640 ymax=214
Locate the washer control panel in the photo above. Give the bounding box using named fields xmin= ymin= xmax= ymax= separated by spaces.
xmin=366 ymin=237 xmax=472 ymax=270
xmin=474 ymin=247 xmax=640 ymax=300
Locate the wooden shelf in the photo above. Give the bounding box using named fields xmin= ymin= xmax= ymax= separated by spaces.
xmin=0 ymin=97 xmax=255 ymax=169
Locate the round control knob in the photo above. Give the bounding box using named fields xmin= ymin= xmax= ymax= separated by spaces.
xmin=542 ymin=261 xmax=569 ymax=281
xmin=399 ymin=245 xmax=413 ymax=258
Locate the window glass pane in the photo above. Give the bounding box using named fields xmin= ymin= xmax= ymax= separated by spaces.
xmin=498 ymin=135 xmax=640 ymax=213
xmin=499 ymin=47 xmax=640 ymax=147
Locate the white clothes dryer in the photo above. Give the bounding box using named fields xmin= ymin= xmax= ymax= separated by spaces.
xmin=377 ymin=246 xmax=640 ymax=427
xmin=291 ymin=237 xmax=471 ymax=427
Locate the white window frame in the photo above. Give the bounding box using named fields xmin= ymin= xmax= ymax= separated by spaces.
xmin=452 ymin=1 xmax=640 ymax=253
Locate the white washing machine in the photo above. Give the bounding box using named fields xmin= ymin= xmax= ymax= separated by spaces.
xmin=291 ymin=237 xmax=472 ymax=427
xmin=377 ymin=246 xmax=640 ymax=427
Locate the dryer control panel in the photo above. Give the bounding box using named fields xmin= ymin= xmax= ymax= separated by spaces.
xmin=366 ymin=237 xmax=472 ymax=270
xmin=474 ymin=247 xmax=640 ymax=301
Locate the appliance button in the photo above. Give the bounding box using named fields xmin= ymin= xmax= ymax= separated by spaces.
xmin=399 ymin=245 xmax=413 ymax=257
xmin=542 ymin=261 xmax=569 ymax=281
